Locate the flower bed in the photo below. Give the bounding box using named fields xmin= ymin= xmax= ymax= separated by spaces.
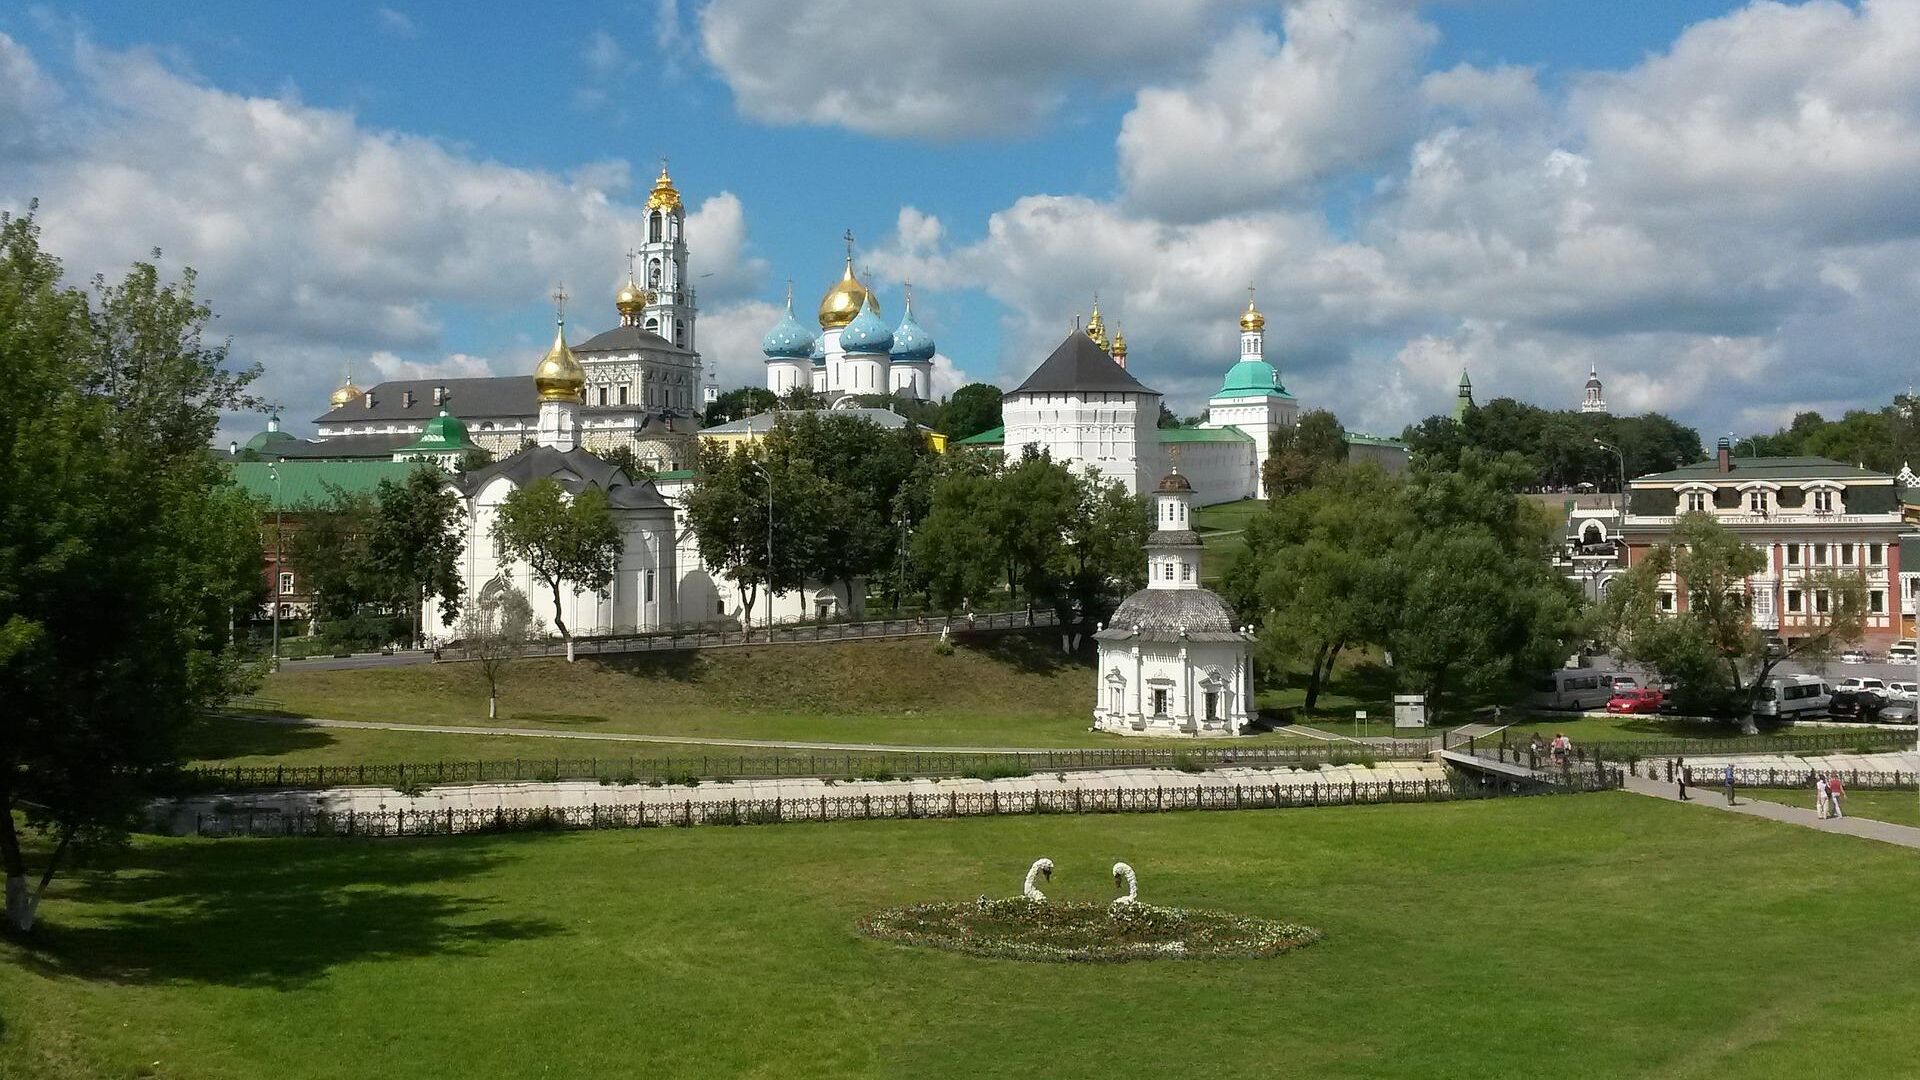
xmin=857 ymin=898 xmax=1322 ymax=963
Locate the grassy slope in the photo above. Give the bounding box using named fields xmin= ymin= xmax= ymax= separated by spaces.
xmin=236 ymin=634 xmax=1323 ymax=753
xmin=5 ymin=794 xmax=1920 ymax=1079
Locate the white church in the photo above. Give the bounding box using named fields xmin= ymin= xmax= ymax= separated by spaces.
xmin=760 ymin=236 xmax=937 ymax=403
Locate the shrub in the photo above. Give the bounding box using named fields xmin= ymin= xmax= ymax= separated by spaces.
xmin=1172 ymin=753 xmax=1208 ymax=774
xmin=394 ymin=779 xmax=429 ymax=798
xmin=963 ymin=761 xmax=1034 ymax=781
xmin=933 ymin=636 xmax=956 ymax=657
xmin=1328 ymin=751 xmax=1378 ymax=768
xmin=660 ymin=770 xmax=701 ymax=788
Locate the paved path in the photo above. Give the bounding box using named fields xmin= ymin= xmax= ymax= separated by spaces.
xmin=1447 ymin=722 xmax=1509 ymax=742
xmin=1622 ymin=774 xmax=1920 ymax=849
xmin=232 ymin=711 xmax=1297 ymax=753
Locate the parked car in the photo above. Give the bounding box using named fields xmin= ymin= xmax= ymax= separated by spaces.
xmin=1527 ymin=670 xmax=1614 ymax=711
xmin=1835 ymin=676 xmax=1887 ymax=697
xmin=1753 ymin=675 xmax=1830 ymax=719
xmin=1827 ymin=689 xmax=1884 ymax=721
xmin=1888 ymin=680 xmax=1920 ymax=702
xmin=1607 ymin=673 xmax=1640 ymax=693
xmin=1839 ymin=649 xmax=1871 ymax=664
xmin=1764 ymin=636 xmax=1788 ymax=658
xmin=1606 ymin=688 xmax=1665 ymax=714
xmin=1888 ymin=639 xmax=1917 ymax=660
xmin=1879 ymin=699 xmax=1918 ymax=725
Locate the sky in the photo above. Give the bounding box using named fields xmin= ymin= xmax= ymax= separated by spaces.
xmin=3 ymin=0 xmax=1917 ymax=447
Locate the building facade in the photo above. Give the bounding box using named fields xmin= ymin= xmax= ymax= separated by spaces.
xmin=760 ymin=249 xmax=936 ymax=403
xmin=1620 ymin=442 xmax=1907 ymax=646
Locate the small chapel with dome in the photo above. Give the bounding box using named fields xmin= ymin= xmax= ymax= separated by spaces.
xmin=1092 ymin=468 xmax=1255 ymax=736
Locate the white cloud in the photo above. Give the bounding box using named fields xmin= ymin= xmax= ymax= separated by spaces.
xmin=582 ymin=30 xmax=624 ymax=75
xmin=366 ymin=350 xmax=498 ymax=381
xmin=1117 ymin=0 xmax=1437 ymax=218
xmin=695 ymin=299 xmax=781 ymax=392
xmin=0 ymin=34 xmax=767 ymax=432
xmin=374 ymin=8 xmax=415 ymax=36
xmin=697 ymin=0 xmax=1257 ymax=139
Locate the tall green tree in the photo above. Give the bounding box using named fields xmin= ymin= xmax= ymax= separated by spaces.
xmin=368 ymin=467 xmax=465 ymax=646
xmin=1605 ymin=514 xmax=1867 ymax=731
xmin=702 ymin=386 xmax=777 ymax=427
xmin=942 ymin=383 xmax=1003 ymax=440
xmin=282 ymin=487 xmax=377 ymax=621
xmin=684 ymin=440 xmax=774 ymax=627
xmin=913 ymin=462 xmax=1003 ymax=615
xmin=491 ymin=479 xmax=622 ymax=662
xmin=1 ymin=211 xmax=262 ymax=933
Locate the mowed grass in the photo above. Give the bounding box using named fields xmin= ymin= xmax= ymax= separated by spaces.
xmin=6 ymin=794 xmax=1920 ymax=1079
xmin=239 ymin=633 xmax=1324 ymax=753
xmin=1194 ymin=497 xmax=1263 ymax=586
xmin=1740 ymin=786 xmax=1920 ymax=828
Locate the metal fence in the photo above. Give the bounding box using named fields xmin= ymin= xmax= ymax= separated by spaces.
xmin=449 ymin=608 xmax=1058 ymax=661
xmin=191 ymin=771 xmax=1621 ymax=838
xmin=184 ymin=742 xmax=1438 ymax=792
xmin=1455 ymin=727 xmax=1916 ymax=769
xmin=1619 ymin=762 xmax=1920 ymax=790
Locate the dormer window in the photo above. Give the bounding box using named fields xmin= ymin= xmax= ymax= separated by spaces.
xmin=1812 ymin=490 xmax=1833 ymax=513
xmin=363 ymin=391 xmax=374 ymax=409
xmin=1747 ymin=490 xmax=1770 ymax=515
xmin=401 ymin=390 xmax=415 ymax=409
xmin=1685 ymin=492 xmax=1707 ymax=513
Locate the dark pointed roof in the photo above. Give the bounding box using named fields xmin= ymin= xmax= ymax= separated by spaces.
xmin=459 ymin=446 xmax=670 ymax=511
xmin=573 ymin=324 xmax=694 ymax=355
xmin=1010 ymin=331 xmax=1158 ymax=397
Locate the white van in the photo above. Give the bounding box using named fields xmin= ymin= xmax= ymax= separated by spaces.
xmin=1753 ymin=674 xmax=1830 ymax=718
xmin=1528 ymin=670 xmax=1613 ymax=711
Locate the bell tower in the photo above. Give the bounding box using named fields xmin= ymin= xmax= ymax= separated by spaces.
xmin=639 ymin=160 xmax=695 ymax=351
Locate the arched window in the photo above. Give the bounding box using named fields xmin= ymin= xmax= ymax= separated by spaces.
xmin=649 ymin=212 xmax=663 ymax=243
xmin=648 ymin=258 xmax=661 ymax=286
xmin=645 ymin=317 xmax=659 ymax=333
xmin=1582 ymin=524 xmax=1604 ymax=546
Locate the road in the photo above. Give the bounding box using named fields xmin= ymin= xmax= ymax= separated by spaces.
xmin=272 ymin=651 xmax=434 ymax=672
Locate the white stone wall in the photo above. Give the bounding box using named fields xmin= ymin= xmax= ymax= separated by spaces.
xmin=1149 ymin=442 xmax=1256 ymax=506
xmin=1002 ymin=389 xmax=1160 ymax=496
xmin=1201 ymin=394 xmax=1297 ymax=499
xmin=1092 ymin=638 xmax=1254 ymax=736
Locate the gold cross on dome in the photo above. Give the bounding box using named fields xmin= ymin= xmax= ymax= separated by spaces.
xmin=626 ymin=249 xmax=638 ymax=277
xmin=552 ymin=283 xmax=569 ymax=321
xmin=843 ymin=229 xmax=855 ymax=259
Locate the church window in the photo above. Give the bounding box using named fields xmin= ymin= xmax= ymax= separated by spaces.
xmin=645 ymin=317 xmax=660 ymax=333
xmin=675 ymin=320 xmax=685 ymax=346
xmin=278 ymin=572 xmax=294 ymax=596
xmin=649 ymin=258 xmax=662 ymax=286
xmin=1151 ymin=688 xmax=1169 ymax=716
xmin=644 ymin=570 xmax=656 ymax=604
xmin=1181 ymin=562 xmax=1193 ymax=583
xmin=1204 ymin=691 xmax=1219 ymax=721
xmin=596 ymin=386 xmax=608 ymax=406
xmin=617 ymin=384 xmax=628 ymax=405
xmin=649 ymin=213 xmax=663 ymax=243
xmin=1110 ymin=686 xmax=1123 ymax=714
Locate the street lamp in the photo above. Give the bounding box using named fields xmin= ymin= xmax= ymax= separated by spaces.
xmin=752 ymin=462 xmax=773 ymax=640
xmin=268 ymin=461 xmax=283 ymax=667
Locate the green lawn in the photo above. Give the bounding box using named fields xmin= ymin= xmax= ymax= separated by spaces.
xmin=1740 ymin=786 xmax=1920 ymax=827
xmin=1194 ymin=498 xmax=1263 ymax=585
xmin=6 ymin=794 xmax=1920 ymax=1078
xmin=238 ymin=634 xmax=1325 ymax=753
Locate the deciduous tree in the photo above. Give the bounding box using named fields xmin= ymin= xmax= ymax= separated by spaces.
xmin=492 ymin=479 xmax=622 ymax=662
xmin=368 ymin=467 xmax=465 ymax=645
xmin=460 ymin=584 xmax=535 ymax=719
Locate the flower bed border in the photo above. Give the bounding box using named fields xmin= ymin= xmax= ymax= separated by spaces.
xmin=857 ymin=898 xmax=1323 ymax=963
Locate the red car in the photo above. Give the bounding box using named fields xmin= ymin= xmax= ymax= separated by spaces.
xmin=1607 ymin=688 xmax=1665 ymax=714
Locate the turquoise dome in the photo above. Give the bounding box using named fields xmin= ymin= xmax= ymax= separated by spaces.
xmin=1216 ymin=359 xmax=1287 ymax=399
xmin=889 ymin=296 xmax=936 ymax=363
xmin=838 ymin=294 xmax=893 ymax=355
xmin=760 ymin=297 xmax=815 ymax=360
xmin=810 ymin=334 xmax=826 ymax=366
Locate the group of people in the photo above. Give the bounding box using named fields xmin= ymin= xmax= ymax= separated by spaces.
xmin=1528 ymin=732 xmax=1574 ymax=767
xmin=1816 ymin=773 xmax=1848 ymax=819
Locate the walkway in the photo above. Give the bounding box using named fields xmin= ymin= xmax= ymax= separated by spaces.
xmin=1621 ymin=775 xmax=1920 ymax=850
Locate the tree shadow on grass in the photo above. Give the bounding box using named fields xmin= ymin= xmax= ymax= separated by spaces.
xmin=957 ymin=629 xmax=1094 ymax=677
xmin=179 ymin=714 xmax=339 ymax=761
xmin=593 ymin=649 xmax=704 ymax=685
xmin=19 ymin=835 xmax=559 ymax=989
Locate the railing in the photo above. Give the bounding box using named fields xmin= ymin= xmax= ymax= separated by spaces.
xmin=449 ymin=608 xmax=1057 ymax=660
xmin=183 ymin=742 xmax=1437 ymax=792
xmin=190 ymin=772 xmax=1620 ymax=838
xmin=1623 ymin=513 xmax=1902 ymax=527
xmin=1619 ymin=762 xmax=1920 ymax=789
xmin=1464 ymin=727 xmax=1915 ymax=770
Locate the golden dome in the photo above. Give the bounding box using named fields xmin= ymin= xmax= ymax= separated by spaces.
xmin=818 ymin=257 xmax=877 ymax=330
xmin=615 ymin=276 xmax=651 ymax=315
xmin=647 ymin=163 xmax=682 ymax=213
xmin=1085 ymin=298 xmax=1110 ymax=351
xmin=329 ymin=378 xmax=363 ymax=409
xmin=534 ymin=322 xmax=586 ymax=403
xmin=1240 ymin=295 xmax=1266 ymax=332
xmin=1110 ymin=328 xmax=1128 ymax=360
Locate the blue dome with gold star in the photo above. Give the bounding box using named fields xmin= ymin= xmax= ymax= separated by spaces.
xmin=838 ymin=294 xmax=893 ymax=355
xmin=890 ymin=294 xmax=936 ymax=363
xmin=760 ymin=296 xmax=815 ymax=360
xmin=810 ymin=334 xmax=826 ymax=366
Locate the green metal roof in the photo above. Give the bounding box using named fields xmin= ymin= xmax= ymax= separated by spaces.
xmin=1156 ymin=426 xmax=1253 ymax=443
xmin=1345 ymin=431 xmax=1407 ymax=448
xmin=1635 ymin=456 xmax=1892 ymax=483
xmin=243 ymin=427 xmax=297 ymax=453
xmin=651 ymin=469 xmax=695 ymax=481
xmin=227 ymin=460 xmax=434 ymax=509
xmin=397 ymin=410 xmax=477 ymax=454
xmin=1213 ymin=359 xmax=1291 ymax=399
xmin=953 ymin=425 xmax=1005 ymax=446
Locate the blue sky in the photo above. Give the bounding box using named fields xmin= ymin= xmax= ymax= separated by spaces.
xmin=4 ymin=1 xmax=1916 ymax=444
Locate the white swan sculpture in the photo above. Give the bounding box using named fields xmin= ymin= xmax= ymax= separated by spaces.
xmin=1023 ymin=858 xmax=1054 ymax=901
xmin=1111 ymin=862 xmax=1138 ymax=906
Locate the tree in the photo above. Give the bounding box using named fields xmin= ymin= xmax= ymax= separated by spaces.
xmin=1057 ymin=469 xmax=1148 ymax=649
xmin=684 ymin=440 xmax=773 ymax=627
xmin=1263 ymin=409 xmax=1348 ymax=499
xmin=1157 ymin=403 xmax=1182 ymax=429
xmin=460 ymin=584 xmax=535 ymax=719
xmin=491 ymin=479 xmax=622 ymax=662
xmin=368 ymin=466 xmax=465 ymax=646
xmin=282 ymin=488 xmax=377 ymax=621
xmin=2 ymin=210 xmax=262 ymax=933
xmin=1605 ymin=514 xmax=1867 ymax=731
xmin=703 ymin=386 xmax=778 ymax=427
xmin=777 ymin=386 xmax=825 ymax=410
xmin=913 ymin=463 xmax=1003 ymax=616
xmin=943 ymin=383 xmax=1003 ymax=440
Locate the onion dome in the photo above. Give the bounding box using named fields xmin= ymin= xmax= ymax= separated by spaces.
xmin=839 ymin=293 xmax=893 ymax=355
xmin=1110 ymin=328 xmax=1128 ymax=364
xmin=616 ymin=276 xmax=651 ymax=318
xmin=1085 ymin=297 xmax=1110 ymax=351
xmin=818 ymin=256 xmax=877 ymax=330
xmin=810 ymin=334 xmax=826 ymax=367
xmin=1109 ymin=588 xmax=1238 ymax=635
xmin=330 ymin=377 xmax=364 ymax=409
xmin=534 ymin=321 xmax=586 ymax=403
xmin=647 ymin=163 xmax=682 ymax=213
xmin=1156 ymin=471 xmax=1193 ymax=493
xmin=1585 ymin=366 xmax=1603 ymax=390
xmin=761 ymin=289 xmax=816 ymax=360
xmin=889 ymin=289 xmax=936 ymax=363
xmin=244 ymin=414 xmax=297 ymax=454
xmin=1240 ymin=294 xmax=1266 ymax=332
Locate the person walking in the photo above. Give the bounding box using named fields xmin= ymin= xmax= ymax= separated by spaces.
xmin=1550 ymin=732 xmax=1570 ymax=768
xmin=1675 ymin=757 xmax=1690 ymax=801
xmin=1827 ymin=773 xmax=1846 ymax=819
xmin=1723 ymin=763 xmax=1736 ymax=805
xmin=1815 ymin=775 xmax=1830 ymax=819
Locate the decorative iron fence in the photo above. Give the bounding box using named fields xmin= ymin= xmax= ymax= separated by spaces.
xmin=1453 ymin=727 xmax=1915 ymax=769
xmin=191 ymin=770 xmax=1621 ymax=838
xmin=183 ymin=741 xmax=1440 ymax=792
xmin=1617 ymin=762 xmax=1920 ymax=790
xmin=447 ymin=608 xmax=1058 ymax=661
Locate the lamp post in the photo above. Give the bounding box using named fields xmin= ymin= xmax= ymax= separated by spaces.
xmin=752 ymin=462 xmax=773 ymax=640
xmin=894 ymin=512 xmax=910 ymax=614
xmin=268 ymin=462 xmax=283 ymax=667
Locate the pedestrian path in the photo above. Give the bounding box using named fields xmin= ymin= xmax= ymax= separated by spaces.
xmin=1447 ymin=722 xmax=1509 ymax=742
xmin=1621 ymin=775 xmax=1920 ymax=850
